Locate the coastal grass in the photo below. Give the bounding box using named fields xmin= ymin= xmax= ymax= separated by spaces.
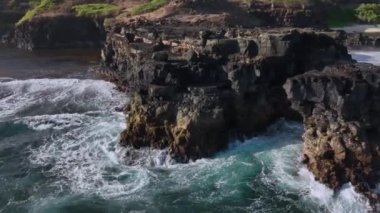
xmin=16 ymin=0 xmax=58 ymax=25
xmin=72 ymin=3 xmax=121 ymax=18
xmin=130 ymin=0 xmax=168 ymax=15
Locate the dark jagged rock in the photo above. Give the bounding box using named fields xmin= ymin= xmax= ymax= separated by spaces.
xmin=327 ymin=30 xmax=380 ymax=49
xmin=315 ymin=30 xmax=380 ymax=50
xmin=6 ymin=15 xmax=105 ymax=50
xmin=345 ymin=32 xmax=380 ymax=49
xmin=284 ymin=63 xmax=380 ymax=202
xmin=101 ymin=20 xmax=351 ymax=162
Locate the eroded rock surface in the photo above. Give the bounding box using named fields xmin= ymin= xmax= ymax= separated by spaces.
xmin=284 ymin=63 xmax=380 ymax=202
xmin=101 ymin=19 xmax=351 ymax=162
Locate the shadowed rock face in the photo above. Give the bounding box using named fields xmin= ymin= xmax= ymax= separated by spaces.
xmin=6 ymin=15 xmax=105 ymax=50
xmin=0 ymin=10 xmax=23 ymax=37
xmin=101 ymin=20 xmax=351 ymax=162
xmin=284 ymin=63 xmax=380 ymax=202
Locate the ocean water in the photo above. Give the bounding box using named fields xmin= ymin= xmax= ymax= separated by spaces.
xmin=0 ymin=48 xmax=376 ymax=213
xmin=351 ymin=51 xmax=380 ymax=66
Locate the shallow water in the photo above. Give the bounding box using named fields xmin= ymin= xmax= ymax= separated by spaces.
xmin=0 ymin=48 xmax=376 ymax=212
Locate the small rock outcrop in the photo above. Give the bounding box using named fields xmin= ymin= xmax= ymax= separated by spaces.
xmin=284 ymin=63 xmax=380 ymax=202
xmin=6 ymin=15 xmax=105 ymax=50
xmin=101 ymin=19 xmax=351 ymax=162
xmin=330 ymin=30 xmax=380 ymax=49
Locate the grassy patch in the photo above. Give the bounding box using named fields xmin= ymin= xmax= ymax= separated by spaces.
xmin=72 ymin=3 xmax=121 ymax=18
xmin=130 ymin=0 xmax=168 ymax=15
xmin=356 ymin=3 xmax=380 ymax=23
xmin=327 ymin=7 xmax=357 ymax=28
xmin=16 ymin=0 xmax=57 ymax=25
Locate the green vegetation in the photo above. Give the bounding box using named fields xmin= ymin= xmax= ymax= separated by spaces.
xmin=72 ymin=3 xmax=121 ymax=18
xmin=16 ymin=0 xmax=58 ymax=25
xmin=130 ymin=0 xmax=168 ymax=15
xmin=327 ymin=7 xmax=356 ymax=28
xmin=355 ymin=3 xmax=380 ymax=23
xmin=326 ymin=3 xmax=380 ymax=27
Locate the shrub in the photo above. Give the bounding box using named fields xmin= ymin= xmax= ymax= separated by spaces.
xmin=130 ymin=0 xmax=168 ymax=15
xmin=72 ymin=3 xmax=121 ymax=18
xmin=355 ymin=3 xmax=380 ymax=23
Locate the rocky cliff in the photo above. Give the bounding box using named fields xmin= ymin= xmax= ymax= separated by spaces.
xmin=4 ymin=15 xmax=105 ymax=50
xmin=3 ymin=0 xmax=335 ymax=50
xmin=101 ymin=19 xmax=351 ymax=162
xmin=284 ymin=63 xmax=380 ymax=202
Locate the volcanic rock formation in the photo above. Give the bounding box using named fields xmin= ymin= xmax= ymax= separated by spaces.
xmin=284 ymin=63 xmax=380 ymax=202
xmin=101 ymin=19 xmax=351 ymax=162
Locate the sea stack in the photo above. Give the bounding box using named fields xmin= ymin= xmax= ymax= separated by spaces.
xmin=284 ymin=63 xmax=380 ymax=202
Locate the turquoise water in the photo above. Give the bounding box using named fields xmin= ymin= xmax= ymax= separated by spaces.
xmin=0 ymin=49 xmax=376 ymax=212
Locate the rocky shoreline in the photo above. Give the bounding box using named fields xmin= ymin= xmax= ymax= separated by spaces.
xmin=285 ymin=63 xmax=380 ymax=204
xmin=100 ymin=19 xmax=352 ymax=162
xmin=3 ymin=0 xmax=380 ymax=207
xmin=98 ymin=18 xmax=380 ymax=205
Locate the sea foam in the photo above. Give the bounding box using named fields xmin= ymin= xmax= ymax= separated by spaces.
xmin=0 ymin=76 xmax=374 ymax=212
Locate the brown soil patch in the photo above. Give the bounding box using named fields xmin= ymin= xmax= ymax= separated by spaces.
xmin=117 ymin=0 xmax=260 ymax=27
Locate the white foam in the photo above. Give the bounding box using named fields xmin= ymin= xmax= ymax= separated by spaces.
xmin=16 ymin=113 xmax=87 ymax=130
xmin=0 ymin=79 xmax=126 ymax=119
xmin=0 ymin=78 xmax=152 ymax=199
xmin=116 ymin=146 xmax=174 ymax=167
xmin=26 ymin=111 xmax=153 ymax=198
xmin=259 ymin=142 xmax=371 ymax=213
xmin=351 ymin=51 xmax=380 ymax=65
